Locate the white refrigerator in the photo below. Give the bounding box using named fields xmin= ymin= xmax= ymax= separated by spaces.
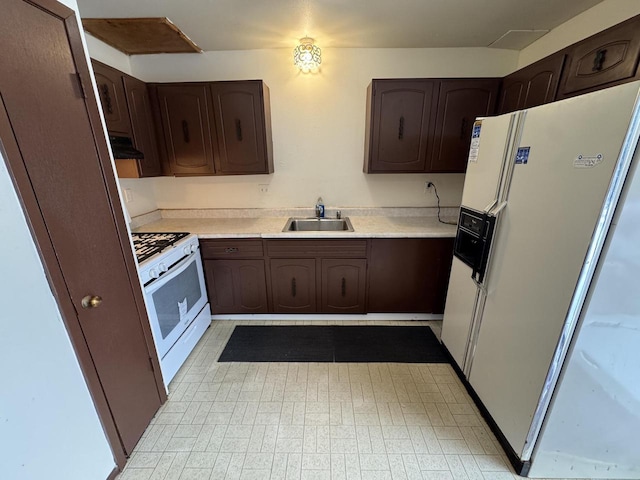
xmin=441 ymin=81 xmax=640 ymax=478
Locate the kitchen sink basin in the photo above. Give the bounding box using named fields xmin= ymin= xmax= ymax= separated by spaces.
xmin=283 ymin=217 xmax=354 ymax=232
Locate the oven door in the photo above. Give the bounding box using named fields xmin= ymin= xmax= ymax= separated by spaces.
xmin=144 ymin=250 xmax=208 ymax=359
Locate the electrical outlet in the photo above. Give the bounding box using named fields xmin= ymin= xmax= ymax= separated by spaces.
xmin=123 ymin=188 xmax=133 ymax=203
xmin=424 ymin=181 xmax=434 ymax=192
xmin=259 ymin=184 xmax=269 ymax=193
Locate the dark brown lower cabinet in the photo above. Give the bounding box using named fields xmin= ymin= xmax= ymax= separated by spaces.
xmin=270 ymin=258 xmax=317 ymax=313
xmin=205 ymin=259 xmax=269 ymax=314
xmin=367 ymin=238 xmax=454 ymax=313
xmin=321 ymin=259 xmax=367 ymax=313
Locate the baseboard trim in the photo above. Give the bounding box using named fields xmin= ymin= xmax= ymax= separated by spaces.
xmin=106 ymin=466 xmax=119 ymax=480
xmin=441 ymin=342 xmax=531 ymax=477
xmin=211 ymin=313 xmax=443 ymax=321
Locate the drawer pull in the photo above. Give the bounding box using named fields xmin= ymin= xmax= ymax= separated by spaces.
xmin=398 ymin=116 xmax=404 ymax=140
xmin=224 ymin=247 xmax=239 ymax=253
xmin=341 ymin=277 xmax=346 ymax=297
xmin=593 ymin=49 xmax=607 ymax=72
xmin=291 ymin=277 xmax=297 ymax=297
xmin=182 ymin=120 xmax=190 ymax=143
xmin=235 ymin=119 xmax=243 ymax=141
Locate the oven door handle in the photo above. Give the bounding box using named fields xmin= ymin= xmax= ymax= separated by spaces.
xmin=144 ymin=253 xmax=196 ymax=294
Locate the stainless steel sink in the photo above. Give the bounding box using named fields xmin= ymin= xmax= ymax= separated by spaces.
xmin=283 ymin=217 xmax=354 ymax=232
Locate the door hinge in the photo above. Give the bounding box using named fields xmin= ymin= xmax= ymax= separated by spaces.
xmin=75 ymin=72 xmax=87 ymax=99
xmin=148 ymin=356 xmax=156 ymax=372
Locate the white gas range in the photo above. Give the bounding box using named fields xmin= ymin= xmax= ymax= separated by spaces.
xmin=132 ymin=232 xmax=211 ymax=388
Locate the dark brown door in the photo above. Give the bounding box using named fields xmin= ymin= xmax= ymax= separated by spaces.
xmin=321 ymin=259 xmax=366 ymax=313
xmin=558 ymin=16 xmax=640 ymax=98
xmin=0 ymin=0 xmax=163 ymax=460
xmin=366 ymin=80 xmax=437 ymax=173
xmin=123 ymin=75 xmax=162 ymax=177
xmin=210 ymin=81 xmax=271 ymax=174
xmin=205 ymin=259 xmax=269 ymax=313
xmin=155 ymin=84 xmax=216 ymax=175
xmin=367 ymin=239 xmax=454 ymax=313
xmin=270 ymin=259 xmax=316 ymax=313
xmin=92 ymin=59 xmax=132 ymax=135
xmin=498 ymin=53 xmax=566 ymax=114
xmin=429 ymin=79 xmax=500 ymax=173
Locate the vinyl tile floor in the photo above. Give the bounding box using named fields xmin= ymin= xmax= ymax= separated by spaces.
xmin=116 ymin=320 xmax=588 ymax=480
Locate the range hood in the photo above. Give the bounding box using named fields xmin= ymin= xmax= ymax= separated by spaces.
xmin=109 ymin=135 xmax=144 ymax=160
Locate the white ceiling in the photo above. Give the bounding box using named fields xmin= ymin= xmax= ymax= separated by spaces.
xmin=76 ymin=0 xmax=604 ymax=52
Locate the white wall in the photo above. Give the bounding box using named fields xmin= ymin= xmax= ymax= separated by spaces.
xmin=0 ymin=1 xmax=118 ymax=478
xmin=0 ymin=156 xmax=114 ymax=478
xmin=518 ymin=0 xmax=640 ymax=68
xmin=85 ymin=33 xmax=133 ymax=75
xmin=118 ymin=47 xmax=519 ymax=214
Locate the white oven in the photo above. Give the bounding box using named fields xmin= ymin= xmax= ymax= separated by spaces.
xmin=136 ymin=234 xmax=211 ymax=387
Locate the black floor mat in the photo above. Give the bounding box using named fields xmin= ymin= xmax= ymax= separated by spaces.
xmin=218 ymin=326 xmax=448 ymax=363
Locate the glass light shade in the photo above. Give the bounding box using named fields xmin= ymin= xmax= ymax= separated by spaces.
xmin=293 ymin=37 xmax=321 ymax=72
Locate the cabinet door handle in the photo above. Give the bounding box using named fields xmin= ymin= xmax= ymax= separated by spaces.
xmin=224 ymin=247 xmax=238 ymax=253
xmin=291 ymin=277 xmax=297 ymax=298
xmin=100 ymin=84 xmax=113 ymax=114
xmin=460 ymin=117 xmax=467 ymax=140
xmin=182 ymin=120 xmax=190 ymax=143
xmin=593 ymin=49 xmax=607 ymax=72
xmin=341 ymin=277 xmax=346 ymax=297
xmin=235 ymin=119 xmax=243 ymax=141
xmin=398 ymin=116 xmax=404 ymax=140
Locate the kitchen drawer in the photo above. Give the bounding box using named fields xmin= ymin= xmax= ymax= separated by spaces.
xmin=200 ymin=239 xmax=264 ymax=259
xmin=266 ymin=239 xmax=368 ymax=258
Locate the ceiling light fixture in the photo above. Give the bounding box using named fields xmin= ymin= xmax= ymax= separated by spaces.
xmin=293 ymin=37 xmax=321 ymax=73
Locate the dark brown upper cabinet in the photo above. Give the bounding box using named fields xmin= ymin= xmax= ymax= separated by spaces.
xmin=558 ymin=16 xmax=640 ymax=98
xmin=92 ymin=60 xmax=132 ymax=136
xmin=210 ymin=81 xmax=274 ymax=175
xmin=498 ymin=53 xmax=566 ymax=114
xmin=122 ymin=75 xmax=162 ymax=177
xmin=364 ymin=79 xmax=437 ymax=173
xmin=428 ymin=79 xmax=500 ymax=173
xmin=154 ymin=84 xmax=216 ymax=175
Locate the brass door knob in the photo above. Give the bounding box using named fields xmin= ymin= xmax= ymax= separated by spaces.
xmin=81 ymin=295 xmax=103 ymax=309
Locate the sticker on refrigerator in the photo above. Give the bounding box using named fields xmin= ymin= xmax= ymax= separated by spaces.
xmin=467 ymin=120 xmax=482 ymax=163
xmin=573 ymin=154 xmax=603 ymax=168
xmin=515 ymin=146 xmax=530 ymax=164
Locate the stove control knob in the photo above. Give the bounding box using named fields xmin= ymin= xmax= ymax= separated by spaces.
xmin=183 ymin=245 xmax=191 ymax=255
xmin=159 ymin=263 xmax=168 ymax=273
xmin=149 ymin=268 xmax=160 ymax=279
xmin=190 ymin=244 xmax=198 ymax=253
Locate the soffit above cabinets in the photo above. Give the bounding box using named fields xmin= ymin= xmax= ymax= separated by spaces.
xmin=82 ymin=17 xmax=202 ymax=55
xmin=75 ymin=0 xmax=605 ymax=51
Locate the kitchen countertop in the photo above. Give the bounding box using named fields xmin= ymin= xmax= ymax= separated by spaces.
xmin=133 ymin=215 xmax=457 ymax=238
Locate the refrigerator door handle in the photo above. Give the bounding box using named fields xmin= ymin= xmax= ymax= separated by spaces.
xmin=489 ymin=201 xmax=507 ymax=216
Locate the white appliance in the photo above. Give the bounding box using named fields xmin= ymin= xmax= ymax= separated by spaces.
xmin=441 ymin=81 xmax=640 ymax=477
xmin=134 ymin=233 xmax=211 ymax=388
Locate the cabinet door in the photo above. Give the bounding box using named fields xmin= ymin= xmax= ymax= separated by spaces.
xmin=321 ymin=259 xmax=366 ymax=313
xmin=92 ymin=60 xmax=132 ymax=135
xmin=270 ymin=259 xmax=316 ymax=313
xmin=210 ymin=81 xmax=273 ymax=174
xmin=205 ymin=259 xmax=269 ymax=314
xmin=429 ymin=79 xmax=500 ymax=173
xmin=365 ymin=80 xmax=437 ymax=173
xmin=123 ymin=76 xmax=162 ymax=177
xmin=367 ymin=238 xmax=454 ymax=313
xmin=155 ymin=84 xmax=216 ymax=175
xmin=498 ymin=53 xmax=566 ymax=114
xmin=559 ymin=17 xmax=640 ymax=97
